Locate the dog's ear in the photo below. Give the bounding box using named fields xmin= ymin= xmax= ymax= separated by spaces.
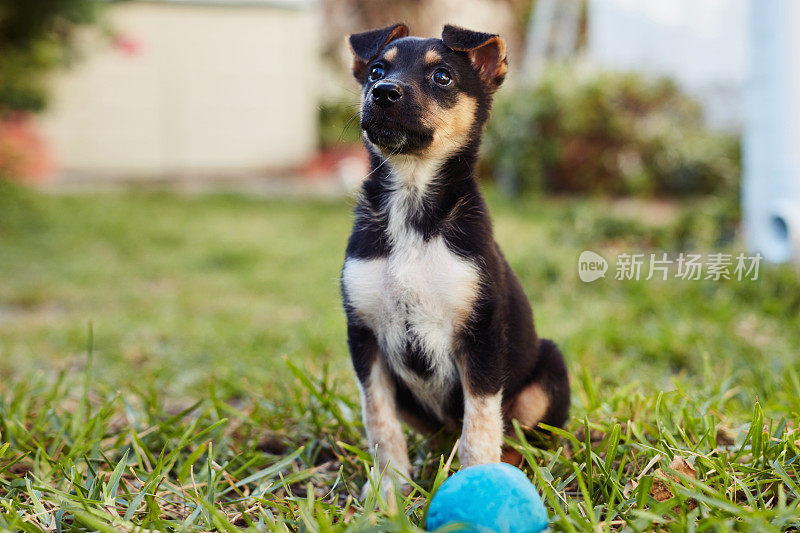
xmin=441 ymin=25 xmax=507 ymax=90
xmin=348 ymin=23 xmax=409 ymax=82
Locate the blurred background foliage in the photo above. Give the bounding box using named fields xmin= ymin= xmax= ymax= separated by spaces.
xmin=318 ymin=102 xmax=363 ymax=148
xmin=483 ymin=64 xmax=741 ymax=197
xmin=0 ymin=0 xmax=100 ymax=114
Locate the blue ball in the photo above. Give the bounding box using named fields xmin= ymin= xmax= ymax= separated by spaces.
xmin=426 ymin=463 xmax=548 ymax=533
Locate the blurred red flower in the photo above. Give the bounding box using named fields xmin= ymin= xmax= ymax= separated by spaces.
xmin=0 ymin=114 xmax=53 ymax=183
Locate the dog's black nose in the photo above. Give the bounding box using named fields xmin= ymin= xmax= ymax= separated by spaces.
xmin=371 ymin=81 xmax=403 ymax=109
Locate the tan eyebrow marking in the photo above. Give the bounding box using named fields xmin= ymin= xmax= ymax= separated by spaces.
xmin=383 ymin=46 xmax=398 ymax=62
xmin=424 ymin=49 xmax=442 ymax=65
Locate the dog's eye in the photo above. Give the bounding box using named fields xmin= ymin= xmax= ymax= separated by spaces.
xmin=432 ymin=68 xmax=452 ymax=86
xmin=368 ymin=65 xmax=384 ymax=82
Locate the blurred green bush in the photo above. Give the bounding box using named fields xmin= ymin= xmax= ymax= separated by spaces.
xmin=0 ymin=0 xmax=100 ymax=113
xmin=483 ymin=64 xmax=740 ymax=197
xmin=318 ymin=101 xmax=363 ymax=149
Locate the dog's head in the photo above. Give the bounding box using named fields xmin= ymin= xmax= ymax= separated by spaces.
xmin=349 ymin=24 xmax=507 ymax=158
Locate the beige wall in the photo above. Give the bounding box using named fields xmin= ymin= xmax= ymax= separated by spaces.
xmin=38 ymin=1 xmax=319 ymax=179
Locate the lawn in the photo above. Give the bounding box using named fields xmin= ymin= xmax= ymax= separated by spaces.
xmin=1 ymin=180 xmax=799 ymax=531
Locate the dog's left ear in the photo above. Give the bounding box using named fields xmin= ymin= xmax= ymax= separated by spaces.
xmin=348 ymin=23 xmax=409 ymax=82
xmin=441 ymin=25 xmax=507 ymax=90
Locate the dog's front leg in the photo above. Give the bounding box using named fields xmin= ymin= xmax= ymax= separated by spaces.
xmin=348 ymin=325 xmax=411 ymax=497
xmin=359 ymin=361 xmax=412 ymax=490
xmin=457 ymin=359 xmax=504 ymax=467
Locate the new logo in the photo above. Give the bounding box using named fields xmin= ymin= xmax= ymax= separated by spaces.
xmin=578 ymin=250 xmax=608 ymax=282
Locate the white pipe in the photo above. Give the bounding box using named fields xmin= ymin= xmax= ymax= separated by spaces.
xmin=743 ymin=0 xmax=800 ymax=264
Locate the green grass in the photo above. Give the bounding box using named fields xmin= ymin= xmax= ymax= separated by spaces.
xmin=1 ymin=179 xmax=800 ymax=531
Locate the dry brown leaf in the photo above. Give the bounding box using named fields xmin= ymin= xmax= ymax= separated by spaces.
xmin=650 ymin=469 xmax=674 ymax=502
xmin=648 ymin=456 xmax=697 ymax=502
xmin=669 ymin=455 xmax=697 ymax=479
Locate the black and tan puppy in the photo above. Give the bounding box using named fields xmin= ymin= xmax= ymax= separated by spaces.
xmin=340 ymin=23 xmax=570 ymax=493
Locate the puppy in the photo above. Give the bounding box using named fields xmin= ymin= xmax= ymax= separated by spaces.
xmin=340 ymin=24 xmax=570 ymax=493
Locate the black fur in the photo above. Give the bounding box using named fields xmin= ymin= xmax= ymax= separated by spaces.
xmin=349 ymin=23 xmax=408 ymax=82
xmin=440 ymin=25 xmax=496 ymax=52
xmin=342 ymin=25 xmax=570 ymax=439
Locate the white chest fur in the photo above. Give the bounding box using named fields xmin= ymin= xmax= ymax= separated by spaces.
xmin=342 ymin=234 xmax=479 ymax=419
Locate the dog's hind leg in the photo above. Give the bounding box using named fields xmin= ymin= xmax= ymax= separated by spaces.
xmin=507 ymin=338 xmax=570 ymax=432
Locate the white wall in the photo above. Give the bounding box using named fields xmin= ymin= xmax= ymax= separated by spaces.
xmin=37 ymin=1 xmax=319 ymax=179
xmin=587 ymin=0 xmax=747 ymax=130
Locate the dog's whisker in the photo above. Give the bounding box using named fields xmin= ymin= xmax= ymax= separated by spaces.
xmin=338 ymin=111 xmax=363 ymax=143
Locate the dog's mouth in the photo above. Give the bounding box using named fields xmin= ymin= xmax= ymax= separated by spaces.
xmin=361 ymin=118 xmax=433 ymax=154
